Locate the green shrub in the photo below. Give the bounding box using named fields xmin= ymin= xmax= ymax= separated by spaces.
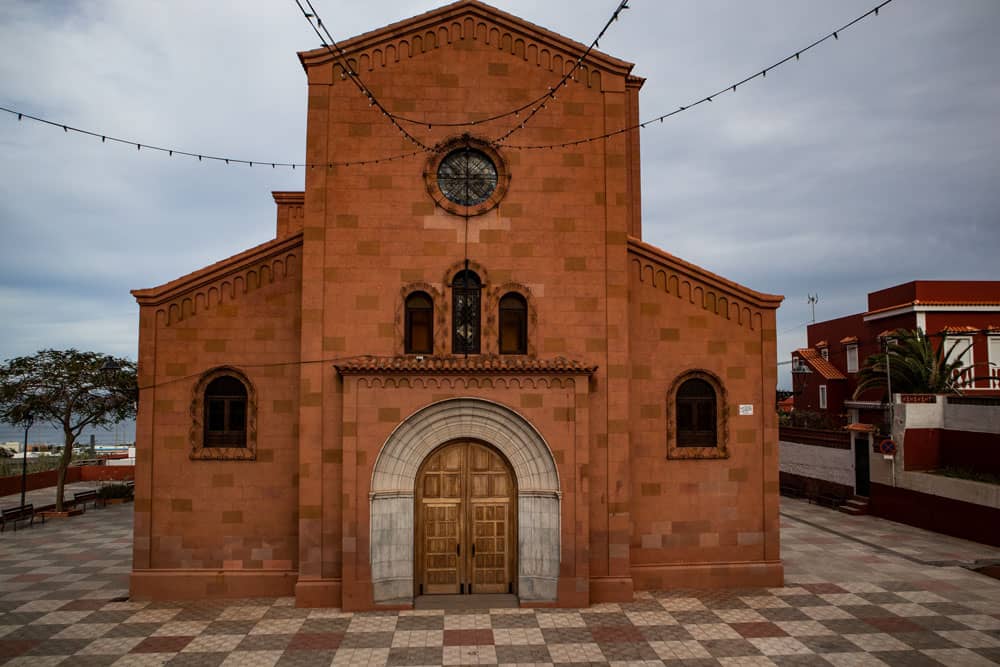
xmin=98 ymin=483 xmax=133 ymax=499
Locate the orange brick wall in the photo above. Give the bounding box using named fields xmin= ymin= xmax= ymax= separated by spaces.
xmin=297 ymin=27 xmax=640 ymax=602
xmin=132 ymin=2 xmax=783 ymax=606
xmin=627 ymin=263 xmax=781 ymax=588
xmin=136 ymin=257 xmax=302 ymax=574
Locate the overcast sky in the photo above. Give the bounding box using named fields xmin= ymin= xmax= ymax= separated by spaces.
xmin=1 ymin=0 xmax=998 ymax=390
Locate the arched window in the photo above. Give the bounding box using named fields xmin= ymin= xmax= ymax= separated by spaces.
xmin=452 ymin=270 xmax=481 ymax=354
xmin=498 ymin=293 xmax=527 ymax=355
xmin=676 ymin=378 xmax=717 ymax=447
xmin=204 ymin=376 xmax=248 ymax=447
xmin=405 ymin=291 xmax=434 ymax=354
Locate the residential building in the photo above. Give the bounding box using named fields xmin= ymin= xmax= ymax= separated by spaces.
xmin=792 ymin=280 xmax=1000 ymax=424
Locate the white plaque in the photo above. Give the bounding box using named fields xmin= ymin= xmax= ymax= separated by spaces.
xmin=739 ymin=404 xmax=754 ymax=416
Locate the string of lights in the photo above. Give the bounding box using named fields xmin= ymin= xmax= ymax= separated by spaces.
xmin=502 ymin=0 xmax=893 ymax=150
xmin=294 ymin=0 xmax=433 ymax=151
xmin=295 ymin=0 xmax=628 ymax=131
xmin=2 ymin=0 xmax=893 ymax=171
xmin=491 ymin=0 xmax=630 ymax=144
xmin=0 ymin=106 xmax=427 ymax=169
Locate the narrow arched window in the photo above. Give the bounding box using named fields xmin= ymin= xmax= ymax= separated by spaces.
xmin=676 ymin=378 xmax=717 ymax=446
xmin=204 ymin=376 xmax=247 ymax=447
xmin=452 ymin=270 xmax=481 ymax=354
xmin=499 ymin=293 xmax=527 ymax=355
xmin=405 ymin=291 xmax=434 ymax=354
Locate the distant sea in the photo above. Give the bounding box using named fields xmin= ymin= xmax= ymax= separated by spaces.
xmin=0 ymin=419 xmax=136 ymax=447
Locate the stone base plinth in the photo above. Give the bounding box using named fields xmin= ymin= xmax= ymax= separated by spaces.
xmin=130 ymin=570 xmax=297 ymax=600
xmin=294 ymin=579 xmax=342 ymax=608
xmin=632 ymin=561 xmax=784 ymax=590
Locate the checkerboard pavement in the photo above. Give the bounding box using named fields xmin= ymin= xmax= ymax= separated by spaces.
xmin=1 ymin=499 xmax=999 ymax=666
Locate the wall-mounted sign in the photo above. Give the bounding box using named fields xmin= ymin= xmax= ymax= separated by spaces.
xmin=739 ymin=404 xmax=754 ymax=416
xmin=901 ymin=394 xmax=937 ymax=404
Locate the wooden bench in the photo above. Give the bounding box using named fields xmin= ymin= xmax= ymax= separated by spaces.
xmin=73 ymin=489 xmax=102 ymax=511
xmin=0 ymin=504 xmax=42 ymax=532
xmin=780 ymin=478 xmax=806 ymax=498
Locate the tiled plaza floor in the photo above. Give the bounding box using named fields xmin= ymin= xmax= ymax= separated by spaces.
xmin=1 ymin=498 xmax=999 ymax=666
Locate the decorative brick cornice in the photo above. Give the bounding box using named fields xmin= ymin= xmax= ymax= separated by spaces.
xmin=334 ymin=354 xmax=596 ymax=376
xmin=356 ymin=376 xmax=576 ymax=390
xmin=299 ymin=0 xmax=636 ymax=89
xmin=131 ymin=232 xmax=302 ymax=326
xmin=628 ymin=237 xmax=782 ymax=330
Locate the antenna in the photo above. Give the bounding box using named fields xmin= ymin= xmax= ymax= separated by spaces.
xmin=807 ymin=294 xmax=819 ymax=323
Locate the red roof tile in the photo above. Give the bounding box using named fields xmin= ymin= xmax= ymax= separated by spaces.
xmin=938 ymin=325 xmax=980 ymax=334
xmin=840 ymin=336 xmax=858 ymax=344
xmin=814 ymin=340 xmax=829 ymax=348
xmin=795 ymin=348 xmax=847 ymax=380
xmin=334 ymin=355 xmax=598 ymax=375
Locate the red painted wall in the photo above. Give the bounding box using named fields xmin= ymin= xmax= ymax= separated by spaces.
xmin=0 ymin=465 xmax=132 ymax=499
xmin=0 ymin=467 xmax=81 ymax=498
xmin=870 ymin=482 xmax=1000 ymax=547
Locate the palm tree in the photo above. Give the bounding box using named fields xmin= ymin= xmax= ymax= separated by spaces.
xmin=853 ymin=329 xmax=972 ymax=400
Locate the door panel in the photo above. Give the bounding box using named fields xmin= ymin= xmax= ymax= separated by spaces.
xmin=416 ymin=441 xmax=514 ymax=595
xmin=854 ymin=436 xmax=871 ymax=497
xmin=471 ymin=501 xmax=509 ymax=592
xmin=422 ymin=502 xmax=461 ymax=594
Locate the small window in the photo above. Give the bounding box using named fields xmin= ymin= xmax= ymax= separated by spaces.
xmin=405 ymin=291 xmax=434 ymax=354
xmin=846 ymin=344 xmax=859 ymax=373
xmin=819 ymin=385 xmax=828 ymax=410
xmin=943 ymin=336 xmax=973 ymax=370
xmin=676 ymin=378 xmax=717 ymax=446
xmin=498 ymin=293 xmax=527 ymax=355
xmin=452 ymin=270 xmax=482 ymax=354
xmin=204 ymin=376 xmax=247 ymax=447
xmin=820 ymin=348 xmax=829 ymax=360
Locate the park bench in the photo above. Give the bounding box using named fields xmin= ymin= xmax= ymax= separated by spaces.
xmin=0 ymin=504 xmax=43 ymax=532
xmin=73 ymin=489 xmax=102 ymax=511
xmin=779 ymin=478 xmax=805 ymax=498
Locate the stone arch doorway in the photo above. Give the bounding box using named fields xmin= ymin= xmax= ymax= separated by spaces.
xmin=370 ymin=398 xmax=560 ymax=604
xmin=415 ymin=441 xmax=516 ymax=596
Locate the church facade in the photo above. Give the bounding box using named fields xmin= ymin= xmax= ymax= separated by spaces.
xmin=131 ymin=1 xmax=783 ymax=610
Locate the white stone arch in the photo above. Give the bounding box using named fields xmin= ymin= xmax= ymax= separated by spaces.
xmin=370 ymin=397 xmax=560 ymax=603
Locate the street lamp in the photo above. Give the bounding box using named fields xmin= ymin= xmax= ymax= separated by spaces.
xmin=21 ymin=412 xmax=34 ymax=509
xmin=101 ymin=357 xmax=122 ymax=450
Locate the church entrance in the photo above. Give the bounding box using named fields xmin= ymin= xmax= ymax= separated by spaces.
xmin=415 ymin=441 xmax=516 ymax=596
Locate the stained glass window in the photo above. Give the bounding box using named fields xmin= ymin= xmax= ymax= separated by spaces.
xmin=437 ymin=149 xmax=498 ymax=207
xmin=452 ymin=270 xmax=481 ymax=354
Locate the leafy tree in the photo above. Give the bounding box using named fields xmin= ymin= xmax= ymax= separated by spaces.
xmin=0 ymin=349 xmax=137 ymax=511
xmin=853 ymin=329 xmax=971 ymax=400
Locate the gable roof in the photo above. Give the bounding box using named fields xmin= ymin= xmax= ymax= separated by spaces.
xmin=298 ymin=0 xmax=635 ymax=79
xmin=131 ymin=233 xmax=303 ymax=326
xmin=794 ymin=348 xmax=847 ymax=380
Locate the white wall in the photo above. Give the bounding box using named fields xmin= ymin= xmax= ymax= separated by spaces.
xmin=896 ymin=397 xmax=1000 ymax=434
xmin=869 ymin=398 xmax=1000 ymax=510
xmin=779 ymin=440 xmax=853 ymax=487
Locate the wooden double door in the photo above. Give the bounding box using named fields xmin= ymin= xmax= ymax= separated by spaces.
xmin=416 ymin=441 xmax=516 ymax=595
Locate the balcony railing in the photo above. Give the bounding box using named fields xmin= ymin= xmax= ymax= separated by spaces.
xmin=952 ymin=364 xmax=1000 ymax=391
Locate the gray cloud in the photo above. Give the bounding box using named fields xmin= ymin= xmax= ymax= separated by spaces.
xmin=1 ymin=0 xmax=998 ymax=389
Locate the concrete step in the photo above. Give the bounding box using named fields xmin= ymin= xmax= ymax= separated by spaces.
xmin=839 ymin=496 xmax=870 ymax=515
xmin=414 ymin=594 xmax=518 ymax=610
